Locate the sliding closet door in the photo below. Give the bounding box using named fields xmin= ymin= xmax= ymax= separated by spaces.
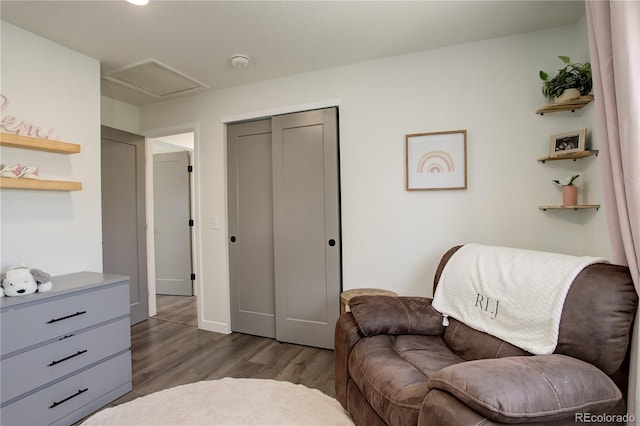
xmin=228 ymin=119 xmax=276 ymax=338
xmin=272 ymin=108 xmax=341 ymax=349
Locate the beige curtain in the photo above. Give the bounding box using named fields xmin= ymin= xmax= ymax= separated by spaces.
xmin=586 ymin=0 xmax=639 ymax=422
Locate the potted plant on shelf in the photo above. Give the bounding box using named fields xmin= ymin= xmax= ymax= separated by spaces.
xmin=540 ymin=56 xmax=592 ymax=103
xmin=553 ymin=174 xmax=581 ymax=206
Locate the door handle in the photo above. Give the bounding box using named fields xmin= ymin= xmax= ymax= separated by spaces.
xmin=328 ymin=239 xmax=336 ymax=247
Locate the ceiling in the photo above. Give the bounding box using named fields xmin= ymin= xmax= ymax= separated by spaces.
xmin=0 ymin=1 xmax=585 ymax=106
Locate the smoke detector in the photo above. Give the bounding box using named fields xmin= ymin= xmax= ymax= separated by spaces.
xmin=231 ymin=55 xmax=250 ymax=69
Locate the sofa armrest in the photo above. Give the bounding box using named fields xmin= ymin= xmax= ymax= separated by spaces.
xmin=349 ymin=295 xmax=445 ymax=337
xmin=427 ymin=354 xmax=622 ymax=424
xmin=334 ymin=312 xmax=364 ymax=409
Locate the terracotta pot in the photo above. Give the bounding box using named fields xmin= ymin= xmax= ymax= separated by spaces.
xmin=562 ymin=185 xmax=578 ymax=207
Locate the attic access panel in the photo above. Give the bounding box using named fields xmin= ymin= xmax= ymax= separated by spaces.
xmin=103 ymin=59 xmax=209 ymax=99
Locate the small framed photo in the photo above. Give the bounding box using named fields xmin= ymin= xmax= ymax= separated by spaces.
xmin=406 ymin=130 xmax=467 ymax=191
xmin=549 ymin=129 xmax=586 ymax=157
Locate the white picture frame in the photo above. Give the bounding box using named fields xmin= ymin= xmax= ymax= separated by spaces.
xmin=549 ymin=128 xmax=587 ymax=157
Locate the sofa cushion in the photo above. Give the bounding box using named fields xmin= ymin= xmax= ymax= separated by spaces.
xmin=435 ymin=248 xmax=637 ymax=375
xmin=428 ymin=355 xmax=622 ymax=423
xmin=350 ymin=295 xmax=445 ymax=337
xmin=349 ymin=334 xmax=463 ymax=425
xmin=419 ymin=389 xmax=492 ymax=426
xmin=444 ymin=317 xmax=530 ymax=361
xmin=555 ymin=263 xmax=638 ymax=375
xmin=346 ymin=379 xmax=387 ymax=426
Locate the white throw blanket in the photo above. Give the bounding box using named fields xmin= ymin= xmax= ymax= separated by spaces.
xmin=432 ymin=244 xmax=606 ymax=354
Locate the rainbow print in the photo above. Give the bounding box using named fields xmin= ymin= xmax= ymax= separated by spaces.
xmin=417 ymin=150 xmax=455 ymax=174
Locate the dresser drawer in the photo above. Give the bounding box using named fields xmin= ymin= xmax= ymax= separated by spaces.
xmin=0 ymin=351 xmax=131 ymax=426
xmin=1 ymin=283 xmax=128 ymax=355
xmin=1 ymin=317 xmax=131 ymax=404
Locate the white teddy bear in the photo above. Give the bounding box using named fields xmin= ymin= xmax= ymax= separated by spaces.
xmin=0 ymin=265 xmax=53 ymax=297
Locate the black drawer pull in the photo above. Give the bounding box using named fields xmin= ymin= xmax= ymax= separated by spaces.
xmin=58 ymin=334 xmax=75 ymax=341
xmin=47 ymin=311 xmax=87 ymax=324
xmin=48 ymin=350 xmax=88 ymax=367
xmin=49 ymin=388 xmax=88 ymax=409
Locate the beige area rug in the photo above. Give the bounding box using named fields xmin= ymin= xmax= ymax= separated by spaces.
xmin=82 ymin=378 xmax=354 ymax=426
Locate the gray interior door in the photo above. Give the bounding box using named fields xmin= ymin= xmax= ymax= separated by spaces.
xmin=153 ymin=151 xmax=193 ymax=296
xmin=101 ymin=126 xmax=149 ymax=325
xmin=228 ymin=119 xmax=276 ymax=338
xmin=272 ymin=108 xmax=341 ymax=349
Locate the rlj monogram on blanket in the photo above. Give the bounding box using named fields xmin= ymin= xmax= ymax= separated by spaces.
xmin=475 ymin=293 xmax=500 ymax=319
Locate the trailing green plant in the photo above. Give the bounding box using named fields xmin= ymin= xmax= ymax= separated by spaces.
xmin=553 ymin=174 xmax=580 ymax=186
xmin=539 ymin=56 xmax=592 ymax=102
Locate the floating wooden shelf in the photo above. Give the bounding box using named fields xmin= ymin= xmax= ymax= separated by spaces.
xmin=539 ymin=204 xmax=600 ymax=211
xmin=1 ymin=132 xmax=82 ymax=191
xmin=0 ymin=177 xmax=82 ymax=191
xmin=538 ymin=150 xmax=599 ymax=163
xmin=0 ymin=132 xmax=80 ymax=154
xmin=536 ymin=95 xmax=594 ymax=115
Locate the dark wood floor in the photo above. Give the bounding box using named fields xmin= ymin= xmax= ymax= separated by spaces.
xmin=110 ymin=296 xmax=336 ymax=408
xmin=153 ymin=294 xmax=199 ymax=326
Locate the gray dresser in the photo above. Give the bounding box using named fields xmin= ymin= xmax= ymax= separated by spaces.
xmin=1 ymin=272 xmax=132 ymax=426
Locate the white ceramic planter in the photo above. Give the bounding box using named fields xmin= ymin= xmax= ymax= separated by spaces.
xmin=555 ymin=88 xmax=581 ymax=102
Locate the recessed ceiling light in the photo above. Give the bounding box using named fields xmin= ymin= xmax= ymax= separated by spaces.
xmin=231 ymin=55 xmax=250 ymax=69
xmin=127 ymin=0 xmax=149 ymax=5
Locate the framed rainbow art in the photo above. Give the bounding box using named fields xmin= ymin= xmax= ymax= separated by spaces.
xmin=405 ymin=130 xmax=467 ymax=191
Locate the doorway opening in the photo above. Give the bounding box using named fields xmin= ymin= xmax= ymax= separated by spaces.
xmin=147 ymin=130 xmax=198 ymax=326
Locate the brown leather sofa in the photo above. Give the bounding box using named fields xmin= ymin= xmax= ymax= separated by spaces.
xmin=335 ymin=246 xmax=638 ymax=425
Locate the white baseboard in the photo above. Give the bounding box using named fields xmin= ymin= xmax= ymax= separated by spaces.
xmin=199 ymin=319 xmax=230 ymax=334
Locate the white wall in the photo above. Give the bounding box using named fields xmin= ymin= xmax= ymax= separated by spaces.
xmin=101 ymin=96 xmax=139 ymax=135
xmin=572 ymin=14 xmax=611 ymax=257
xmin=0 ymin=14 xmax=607 ymax=336
xmin=136 ymin=22 xmax=609 ymax=333
xmin=1 ymin=22 xmax=102 ymax=276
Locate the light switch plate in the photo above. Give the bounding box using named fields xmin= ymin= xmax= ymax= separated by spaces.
xmin=210 ymin=216 xmax=219 ymax=230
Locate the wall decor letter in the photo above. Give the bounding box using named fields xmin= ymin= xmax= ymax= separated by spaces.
xmin=1 ymin=94 xmax=60 ymax=140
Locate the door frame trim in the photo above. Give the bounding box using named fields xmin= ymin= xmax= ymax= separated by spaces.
xmin=220 ymin=99 xmax=341 ymax=125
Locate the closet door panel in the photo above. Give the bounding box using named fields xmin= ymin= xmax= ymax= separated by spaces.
xmin=272 ymin=108 xmax=341 ymax=349
xmin=281 ymin=125 xmax=327 ymax=322
xmin=228 ymin=120 xmax=276 ymax=338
